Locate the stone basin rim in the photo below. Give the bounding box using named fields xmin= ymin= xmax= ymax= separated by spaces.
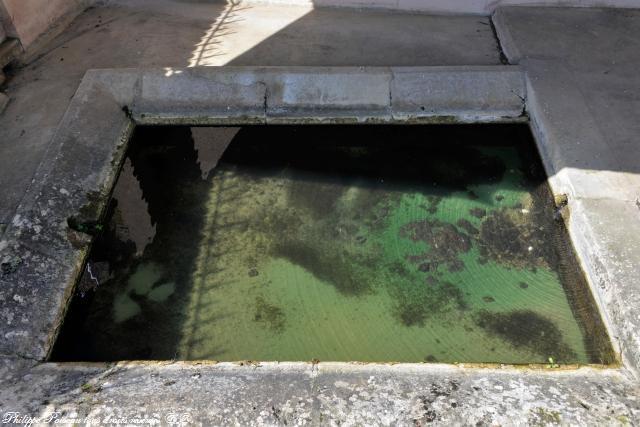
xmin=1 ymin=65 xmax=635 ymax=380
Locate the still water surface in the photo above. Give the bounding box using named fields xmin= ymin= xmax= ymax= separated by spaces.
xmin=53 ymin=125 xmax=613 ymax=364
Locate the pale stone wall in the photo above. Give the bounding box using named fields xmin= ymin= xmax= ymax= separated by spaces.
xmin=0 ymin=0 xmax=89 ymax=48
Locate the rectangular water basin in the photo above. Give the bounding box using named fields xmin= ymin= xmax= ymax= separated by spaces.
xmin=52 ymin=124 xmax=614 ymax=365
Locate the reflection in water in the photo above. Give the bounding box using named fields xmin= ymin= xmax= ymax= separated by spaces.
xmin=192 ymin=126 xmax=238 ymax=179
xmin=112 ymin=158 xmax=156 ymax=256
xmin=52 ymin=125 xmax=614 ymax=364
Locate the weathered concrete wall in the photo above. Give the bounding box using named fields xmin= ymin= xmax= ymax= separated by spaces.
xmin=239 ymin=0 xmax=640 ymax=14
xmin=0 ymin=0 xmax=89 ymax=48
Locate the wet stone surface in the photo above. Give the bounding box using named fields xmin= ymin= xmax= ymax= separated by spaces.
xmin=52 ymin=125 xmax=613 ymax=364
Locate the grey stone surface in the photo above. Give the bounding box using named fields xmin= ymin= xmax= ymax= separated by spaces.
xmin=84 ymin=68 xmax=140 ymax=107
xmin=493 ymin=5 xmax=640 ymax=378
xmin=0 ymin=69 xmax=133 ymax=359
xmin=130 ymin=66 xmax=525 ymax=125
xmin=135 ymin=68 xmax=267 ymax=123
xmin=390 ymin=66 xmax=525 ymax=122
xmin=523 ymin=61 xmax=640 ymax=202
xmin=1 ymin=361 xmax=638 ymax=425
xmin=0 ymin=241 xmax=85 ymax=360
xmin=265 ymin=67 xmax=392 ymax=122
xmin=567 ymin=198 xmax=640 ymax=375
xmin=493 ymin=7 xmax=640 ymax=202
xmin=112 ymin=0 xmax=501 ymax=67
xmin=134 ymin=66 xmax=526 ymax=125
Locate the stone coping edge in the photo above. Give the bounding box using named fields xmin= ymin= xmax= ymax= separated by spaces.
xmin=2 ymin=66 xmax=636 ymax=382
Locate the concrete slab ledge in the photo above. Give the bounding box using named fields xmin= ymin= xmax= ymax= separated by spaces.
xmin=0 ymin=360 xmax=638 ymax=424
xmin=131 ymin=66 xmax=526 ymax=124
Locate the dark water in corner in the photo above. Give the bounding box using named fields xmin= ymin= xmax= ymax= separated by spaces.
xmin=52 ymin=125 xmax=614 ymax=364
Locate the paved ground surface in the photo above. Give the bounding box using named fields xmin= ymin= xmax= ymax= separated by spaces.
xmin=495 ymin=6 xmax=640 ymax=187
xmin=493 ymin=6 xmax=640 ymax=377
xmin=0 ymin=360 xmax=638 ymax=425
xmin=0 ymin=0 xmax=500 ymax=233
xmin=1 ymin=1 xmax=640 ymax=425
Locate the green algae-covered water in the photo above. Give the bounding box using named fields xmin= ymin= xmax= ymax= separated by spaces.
xmin=53 ymin=125 xmax=614 ymax=364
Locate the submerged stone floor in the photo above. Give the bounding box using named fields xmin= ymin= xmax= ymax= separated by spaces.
xmin=52 ymin=125 xmax=612 ymax=366
xmin=0 ymin=1 xmax=640 ymax=425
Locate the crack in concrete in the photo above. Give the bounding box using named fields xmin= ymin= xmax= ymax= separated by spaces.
xmin=260 ymin=80 xmax=268 ymax=121
xmin=0 ymin=350 xmax=41 ymax=362
xmin=388 ymin=69 xmax=394 ymax=112
xmin=489 ymin=16 xmax=510 ymax=65
xmin=509 ymin=89 xmax=527 ymax=117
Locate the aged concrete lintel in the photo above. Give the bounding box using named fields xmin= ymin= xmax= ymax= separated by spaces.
xmin=129 ymin=66 xmax=526 ymax=124
xmin=0 ymin=65 xmax=639 ymax=423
